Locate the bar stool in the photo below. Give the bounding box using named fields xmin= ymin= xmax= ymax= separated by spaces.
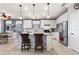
xmin=34 ymin=33 xmax=44 ymax=52
xmin=20 ymin=33 xmax=31 ymax=52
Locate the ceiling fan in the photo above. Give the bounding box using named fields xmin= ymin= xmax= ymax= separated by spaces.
xmin=0 ymin=12 xmax=11 ymax=20
xmin=0 ymin=12 xmax=7 ymax=17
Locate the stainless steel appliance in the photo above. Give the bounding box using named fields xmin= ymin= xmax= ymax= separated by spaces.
xmin=57 ymin=21 xmax=68 ymax=46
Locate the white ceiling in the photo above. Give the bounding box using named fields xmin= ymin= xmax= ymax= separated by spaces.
xmin=0 ymin=3 xmax=69 ymax=19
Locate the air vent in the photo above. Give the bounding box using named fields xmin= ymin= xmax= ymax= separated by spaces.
xmin=74 ymin=3 xmax=79 ymax=9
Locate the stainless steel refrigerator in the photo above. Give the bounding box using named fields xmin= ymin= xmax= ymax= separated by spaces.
xmin=62 ymin=21 xmax=68 ymax=46
xmin=57 ymin=21 xmax=68 ymax=46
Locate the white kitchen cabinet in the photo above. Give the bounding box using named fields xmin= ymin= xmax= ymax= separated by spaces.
xmin=47 ymin=34 xmax=53 ymax=51
xmin=23 ymin=20 xmax=32 ymax=28
xmin=46 ymin=32 xmax=59 ymax=52
xmin=41 ymin=20 xmax=56 ymax=29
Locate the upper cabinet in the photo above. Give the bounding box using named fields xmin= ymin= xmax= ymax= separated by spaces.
xmin=40 ymin=20 xmax=56 ymax=29
xmin=23 ymin=20 xmax=32 ymax=28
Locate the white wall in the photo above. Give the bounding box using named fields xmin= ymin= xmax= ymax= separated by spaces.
xmin=56 ymin=4 xmax=79 ymax=52
xmin=68 ymin=4 xmax=79 ymax=52
xmin=56 ymin=12 xmax=68 ymax=24
xmin=41 ymin=20 xmax=56 ymax=29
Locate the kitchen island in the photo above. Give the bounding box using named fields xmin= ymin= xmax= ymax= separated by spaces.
xmin=11 ymin=32 xmax=59 ymax=52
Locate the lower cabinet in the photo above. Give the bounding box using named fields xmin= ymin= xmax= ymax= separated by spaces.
xmin=46 ymin=34 xmax=54 ymax=52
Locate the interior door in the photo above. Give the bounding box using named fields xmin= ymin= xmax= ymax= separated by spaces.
xmin=69 ymin=12 xmax=79 ymax=52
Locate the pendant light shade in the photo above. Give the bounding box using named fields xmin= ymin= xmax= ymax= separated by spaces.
xmin=32 ymin=4 xmax=36 ymax=19
xmin=2 ymin=13 xmax=6 ymax=17
xmin=19 ymin=5 xmax=23 ymax=19
xmin=47 ymin=3 xmax=50 ymax=19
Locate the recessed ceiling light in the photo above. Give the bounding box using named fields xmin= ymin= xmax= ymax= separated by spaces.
xmin=44 ymin=7 xmax=48 ymax=11
xmin=24 ymin=7 xmax=28 ymax=10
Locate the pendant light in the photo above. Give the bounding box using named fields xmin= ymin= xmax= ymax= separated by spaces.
xmin=47 ymin=3 xmax=50 ymax=19
xmin=32 ymin=4 xmax=36 ymax=19
xmin=19 ymin=5 xmax=22 ymax=19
